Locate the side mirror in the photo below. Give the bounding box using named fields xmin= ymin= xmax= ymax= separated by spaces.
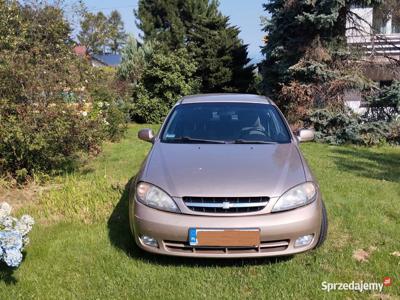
xmin=138 ymin=128 xmax=155 ymax=143
xmin=297 ymin=128 xmax=315 ymax=142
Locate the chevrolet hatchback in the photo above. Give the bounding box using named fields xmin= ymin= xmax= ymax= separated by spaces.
xmin=129 ymin=94 xmax=328 ymax=258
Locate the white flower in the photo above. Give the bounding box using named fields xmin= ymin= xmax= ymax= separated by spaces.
xmin=20 ymin=215 xmax=35 ymax=227
xmin=15 ymin=222 xmax=30 ymax=236
xmin=81 ymin=111 xmax=88 ymax=117
xmin=0 ymin=203 xmax=34 ymax=268
xmin=0 ymin=230 xmax=23 ymax=250
xmin=0 ymin=202 xmax=12 ymax=216
xmin=22 ymin=236 xmax=30 ymax=248
xmin=1 ymin=216 xmax=17 ymax=230
xmin=3 ymin=249 xmax=23 ymax=268
xmin=14 ymin=215 xmax=34 ymax=236
xmin=97 ymin=101 xmax=104 ymax=108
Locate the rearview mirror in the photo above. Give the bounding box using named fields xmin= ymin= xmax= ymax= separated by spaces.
xmin=297 ymin=128 xmax=315 ymax=142
xmin=138 ymin=128 xmax=155 ymax=143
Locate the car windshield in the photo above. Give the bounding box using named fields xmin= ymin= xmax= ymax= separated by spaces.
xmin=161 ymin=103 xmax=291 ymax=144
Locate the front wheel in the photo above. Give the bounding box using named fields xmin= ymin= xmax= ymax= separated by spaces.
xmin=314 ymin=200 xmax=328 ymax=249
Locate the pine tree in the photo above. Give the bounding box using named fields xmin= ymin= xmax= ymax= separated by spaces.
xmin=135 ymin=0 xmax=254 ymax=93
xmin=135 ymin=0 xmax=186 ymax=50
xmin=187 ymin=8 xmax=254 ymax=92
xmin=107 ymin=10 xmax=127 ymax=54
xmin=261 ymin=0 xmax=383 ymax=95
xmin=78 ymin=12 xmax=108 ymax=54
xmin=117 ymin=35 xmax=153 ymax=84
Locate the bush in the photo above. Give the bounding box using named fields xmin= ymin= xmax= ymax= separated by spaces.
xmin=89 ymin=67 xmax=129 ymax=142
xmin=305 ymin=109 xmax=393 ymax=146
xmin=365 ymin=81 xmax=400 ymax=122
xmin=102 ymin=101 xmax=128 ymax=142
xmin=0 ymin=2 xmax=130 ymax=181
xmin=131 ymin=48 xmax=199 ymax=123
xmin=0 ymin=101 xmax=105 ymax=178
xmin=0 ymin=202 xmax=34 ymax=268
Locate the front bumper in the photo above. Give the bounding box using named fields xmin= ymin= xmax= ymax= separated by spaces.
xmin=130 ymin=196 xmax=323 ymax=258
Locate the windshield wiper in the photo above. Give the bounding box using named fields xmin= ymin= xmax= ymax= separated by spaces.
xmin=166 ymin=136 xmax=227 ymax=144
xmin=233 ymin=139 xmax=277 ymax=144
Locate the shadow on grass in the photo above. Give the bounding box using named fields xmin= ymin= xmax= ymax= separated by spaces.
xmin=107 ymin=178 xmax=293 ymax=267
xmin=0 ymin=262 xmax=17 ymax=285
xmin=331 ymin=147 xmax=400 ymax=183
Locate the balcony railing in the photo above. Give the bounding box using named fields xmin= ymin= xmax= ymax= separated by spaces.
xmin=347 ymin=34 xmax=400 ymax=57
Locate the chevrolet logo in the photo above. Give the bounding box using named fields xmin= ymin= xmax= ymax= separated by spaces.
xmin=222 ymin=202 xmax=231 ymax=209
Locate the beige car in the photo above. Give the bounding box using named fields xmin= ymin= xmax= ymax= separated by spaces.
xmin=129 ymin=94 xmax=327 ymax=258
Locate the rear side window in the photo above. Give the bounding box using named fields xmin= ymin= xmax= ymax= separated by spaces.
xmin=161 ymin=102 xmax=291 ymax=143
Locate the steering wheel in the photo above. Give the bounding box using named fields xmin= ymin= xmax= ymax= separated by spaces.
xmin=238 ymin=127 xmax=266 ymax=139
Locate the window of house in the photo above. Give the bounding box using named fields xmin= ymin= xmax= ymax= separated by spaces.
xmin=392 ymin=13 xmax=400 ymax=34
xmin=373 ymin=7 xmax=390 ymax=34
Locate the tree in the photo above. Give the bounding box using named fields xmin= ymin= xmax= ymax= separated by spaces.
xmin=107 ymin=10 xmax=127 ymax=54
xmin=135 ymin=0 xmax=255 ymax=93
xmin=187 ymin=8 xmax=254 ymax=92
xmin=261 ymin=0 xmax=384 ymax=96
xmin=0 ymin=1 xmax=108 ymax=178
xmin=135 ymin=0 xmax=186 ymax=50
xmin=132 ymin=47 xmax=199 ymax=123
xmin=0 ymin=0 xmax=87 ymax=104
xmin=117 ymin=35 xmax=153 ymax=84
xmin=78 ymin=11 xmax=108 ymax=54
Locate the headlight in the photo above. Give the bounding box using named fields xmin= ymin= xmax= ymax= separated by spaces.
xmin=272 ymin=182 xmax=317 ymax=212
xmin=136 ymin=182 xmax=180 ymax=213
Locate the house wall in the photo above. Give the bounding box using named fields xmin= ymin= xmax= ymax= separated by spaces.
xmin=346 ymin=7 xmax=400 ymax=114
xmin=346 ymin=7 xmax=373 ymax=43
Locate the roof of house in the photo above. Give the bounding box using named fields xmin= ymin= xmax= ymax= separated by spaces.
xmin=91 ymin=54 xmax=122 ymax=67
xmin=73 ymin=45 xmax=87 ymax=57
xmin=179 ymin=93 xmax=272 ymax=104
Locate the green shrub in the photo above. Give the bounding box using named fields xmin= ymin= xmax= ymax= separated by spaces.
xmin=131 ymin=48 xmax=199 ymax=123
xmin=305 ymin=109 xmax=393 ymax=146
xmin=0 ymin=101 xmax=105 ymax=178
xmin=0 ymin=2 xmax=129 ymax=181
xmin=131 ymin=91 xmax=169 ymax=124
xmin=103 ymin=101 xmax=128 ymax=142
xmin=366 ymin=81 xmax=400 ymax=122
xmin=89 ymin=67 xmax=129 ymax=142
xmin=387 ymin=120 xmax=400 ymax=145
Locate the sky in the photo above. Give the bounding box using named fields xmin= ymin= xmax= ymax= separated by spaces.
xmin=68 ymin=0 xmax=266 ymax=63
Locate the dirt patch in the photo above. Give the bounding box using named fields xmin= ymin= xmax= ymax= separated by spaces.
xmin=0 ymin=183 xmax=60 ymax=211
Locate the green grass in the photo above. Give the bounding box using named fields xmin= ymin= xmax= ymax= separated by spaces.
xmin=1 ymin=124 xmax=399 ymax=299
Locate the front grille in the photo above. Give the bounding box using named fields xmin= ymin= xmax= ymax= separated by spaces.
xmin=182 ymin=196 xmax=269 ymax=213
xmin=163 ymin=239 xmax=289 ymax=254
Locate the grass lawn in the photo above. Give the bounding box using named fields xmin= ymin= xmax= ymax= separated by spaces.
xmin=1 ymin=124 xmax=399 ymax=299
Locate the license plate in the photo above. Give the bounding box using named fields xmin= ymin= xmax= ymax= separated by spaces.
xmin=188 ymin=228 xmax=260 ymax=247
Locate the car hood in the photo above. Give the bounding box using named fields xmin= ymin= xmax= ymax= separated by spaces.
xmin=141 ymin=143 xmax=306 ymax=198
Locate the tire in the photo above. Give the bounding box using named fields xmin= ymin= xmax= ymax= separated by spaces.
xmin=314 ymin=200 xmax=328 ymax=249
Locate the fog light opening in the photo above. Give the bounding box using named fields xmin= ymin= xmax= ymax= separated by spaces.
xmin=140 ymin=235 xmax=159 ymax=248
xmin=294 ymin=234 xmax=314 ymax=248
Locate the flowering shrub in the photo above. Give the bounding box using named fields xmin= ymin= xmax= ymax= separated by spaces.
xmin=0 ymin=101 xmax=106 ymax=181
xmin=0 ymin=2 xmax=127 ymax=182
xmin=0 ymin=202 xmax=34 ymax=268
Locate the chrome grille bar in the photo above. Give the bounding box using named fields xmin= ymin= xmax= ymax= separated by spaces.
xmin=185 ymin=202 xmax=268 ymax=208
xmin=182 ymin=196 xmax=269 ymax=213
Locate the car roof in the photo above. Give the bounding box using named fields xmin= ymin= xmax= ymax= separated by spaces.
xmin=179 ymin=93 xmax=273 ymax=105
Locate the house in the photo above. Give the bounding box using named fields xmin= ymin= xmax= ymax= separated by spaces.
xmin=91 ymin=54 xmax=122 ymax=67
xmin=345 ymin=5 xmax=400 ymax=113
xmin=72 ymin=45 xmax=122 ymax=67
